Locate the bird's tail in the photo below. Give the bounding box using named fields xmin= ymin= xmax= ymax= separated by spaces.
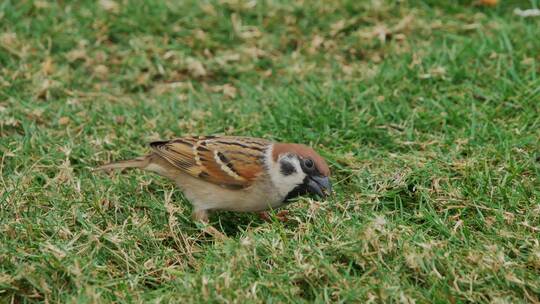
xmin=94 ymin=156 xmax=149 ymax=172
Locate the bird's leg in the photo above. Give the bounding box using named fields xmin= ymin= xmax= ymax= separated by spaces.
xmin=192 ymin=209 xmax=227 ymax=240
xmin=258 ymin=210 xmax=289 ymax=222
xmin=258 ymin=211 xmax=271 ymax=222
xmin=276 ymin=210 xmax=289 ymax=222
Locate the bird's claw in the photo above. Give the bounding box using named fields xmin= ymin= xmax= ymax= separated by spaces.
xmin=203 ymin=225 xmax=228 ymax=241
xmin=259 ymin=210 xmax=289 ymax=222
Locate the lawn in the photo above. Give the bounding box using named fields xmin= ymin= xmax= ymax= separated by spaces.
xmin=1 ymin=0 xmax=539 ymax=302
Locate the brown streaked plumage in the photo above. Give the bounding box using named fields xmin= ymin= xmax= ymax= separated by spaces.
xmin=96 ymin=135 xmax=332 ymax=239
xmin=149 ymin=136 xmax=270 ymax=189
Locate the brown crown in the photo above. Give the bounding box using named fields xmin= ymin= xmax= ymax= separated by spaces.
xmin=272 ymin=143 xmax=330 ymax=176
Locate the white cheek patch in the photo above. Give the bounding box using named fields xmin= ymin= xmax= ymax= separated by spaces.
xmin=265 ymin=147 xmax=306 ymax=198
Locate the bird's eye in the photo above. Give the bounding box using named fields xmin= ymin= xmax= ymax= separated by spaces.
xmin=304 ymin=158 xmax=314 ymax=169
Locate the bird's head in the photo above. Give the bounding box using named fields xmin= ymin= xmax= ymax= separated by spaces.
xmin=268 ymin=143 xmax=332 ymax=201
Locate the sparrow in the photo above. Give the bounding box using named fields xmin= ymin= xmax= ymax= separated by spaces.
xmin=96 ymin=136 xmax=331 ymax=237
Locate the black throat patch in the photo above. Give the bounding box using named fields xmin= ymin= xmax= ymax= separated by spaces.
xmin=283 ymin=176 xmax=309 ymax=202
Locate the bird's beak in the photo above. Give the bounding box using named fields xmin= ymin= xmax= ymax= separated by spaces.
xmin=307 ymin=176 xmax=332 ymax=198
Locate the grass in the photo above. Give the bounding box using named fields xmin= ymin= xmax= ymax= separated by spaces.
xmin=1 ymin=0 xmax=540 ymax=302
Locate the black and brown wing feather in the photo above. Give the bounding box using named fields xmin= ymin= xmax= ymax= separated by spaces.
xmin=150 ymin=136 xmax=270 ymax=189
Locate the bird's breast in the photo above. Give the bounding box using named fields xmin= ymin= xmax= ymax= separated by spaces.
xmin=174 ymin=172 xmax=284 ymax=212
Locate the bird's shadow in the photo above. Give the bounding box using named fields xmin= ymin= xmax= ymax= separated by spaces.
xmin=209 ymin=210 xmax=293 ymax=237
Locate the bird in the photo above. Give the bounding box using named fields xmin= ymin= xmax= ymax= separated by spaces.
xmin=95 ymin=135 xmax=332 ymax=238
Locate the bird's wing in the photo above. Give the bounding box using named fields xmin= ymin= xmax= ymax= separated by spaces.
xmin=149 ymin=136 xmax=270 ymax=189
